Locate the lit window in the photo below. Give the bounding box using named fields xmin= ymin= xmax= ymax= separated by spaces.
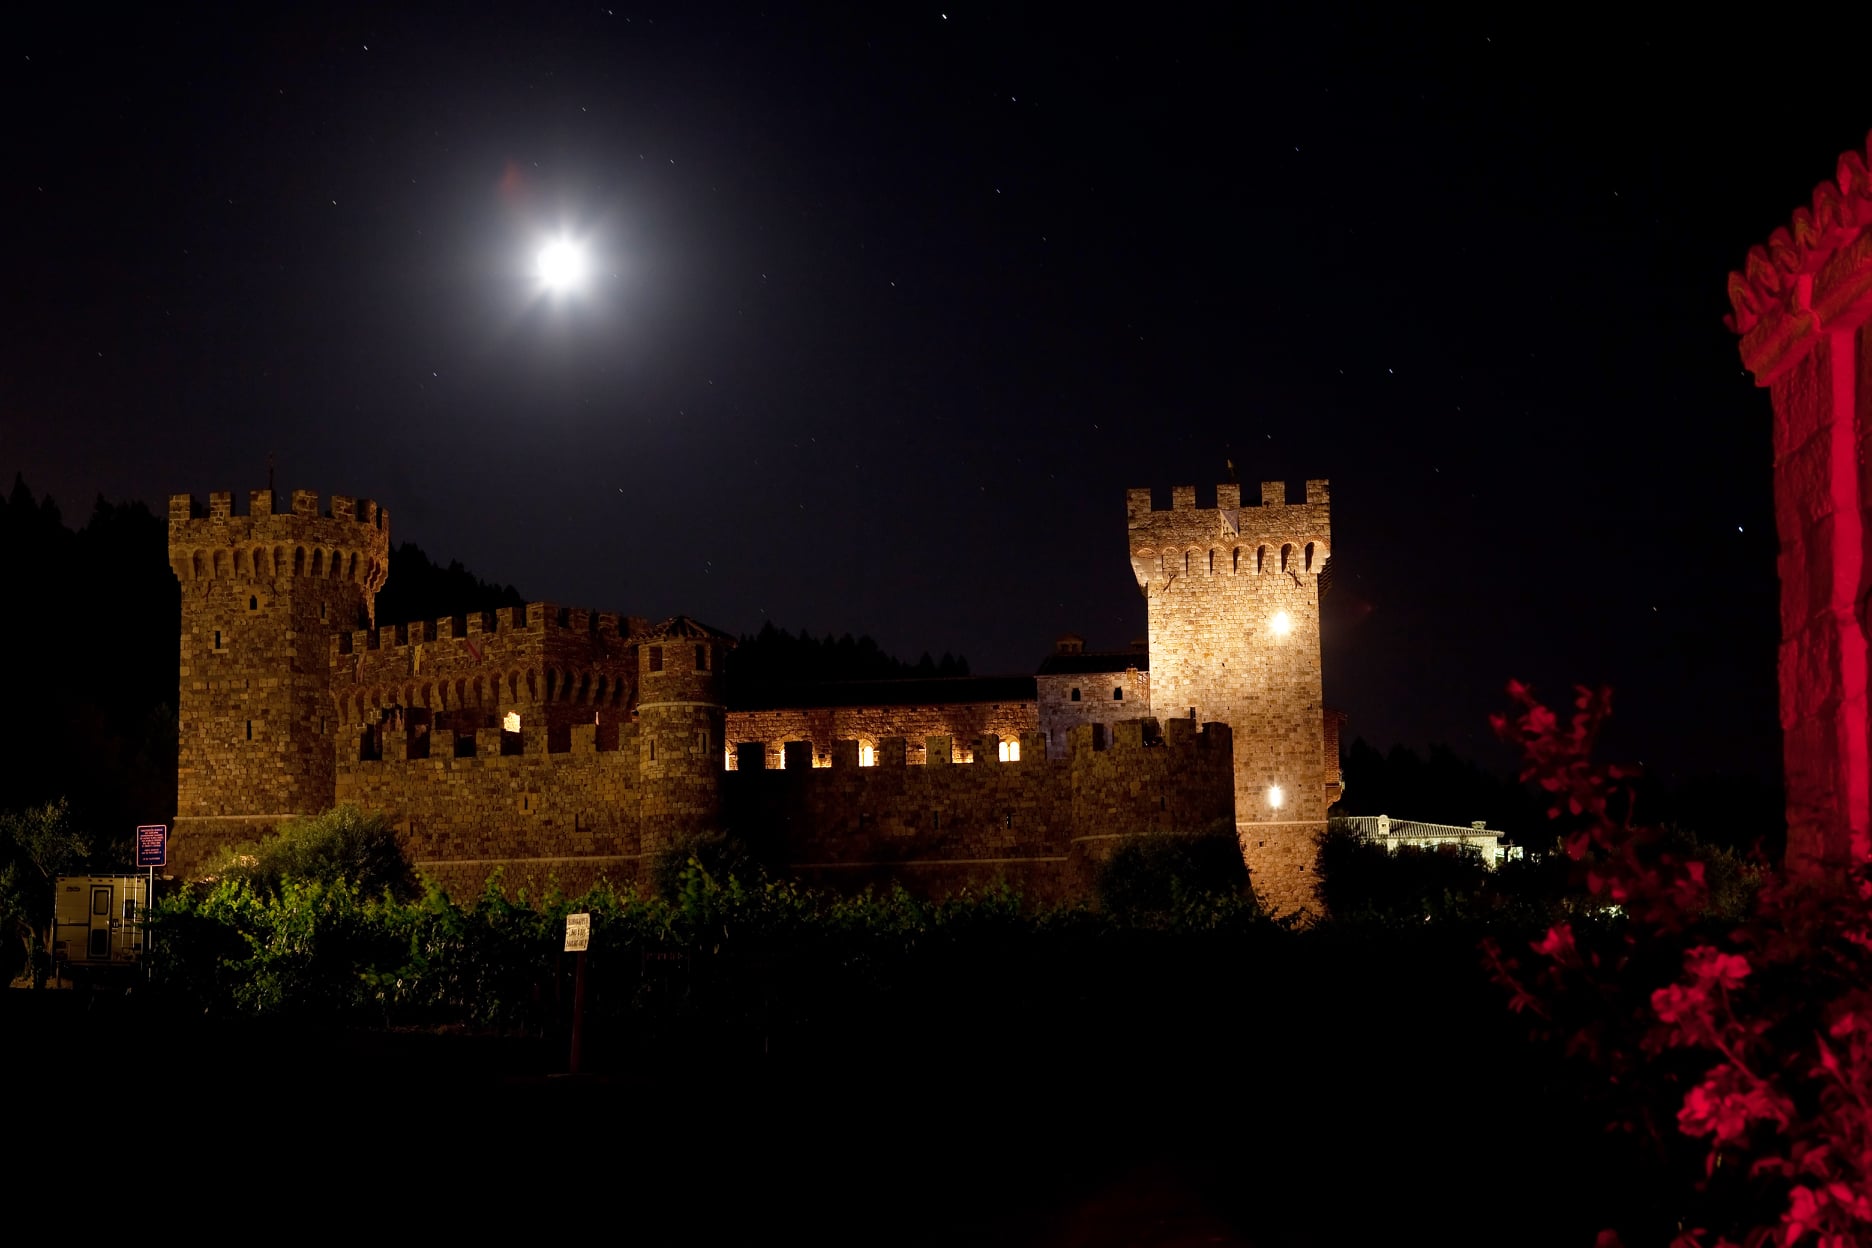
xmin=1267 ymin=785 xmax=1284 ymax=810
xmin=997 ymin=738 xmax=1020 ymax=762
xmin=859 ymin=742 xmax=875 ymax=767
xmin=503 ymin=711 xmax=521 ymax=733
xmin=1270 ymin=611 xmax=1293 ymax=637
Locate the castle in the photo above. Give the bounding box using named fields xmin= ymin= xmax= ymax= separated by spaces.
xmin=168 ymin=479 xmax=1339 ymax=911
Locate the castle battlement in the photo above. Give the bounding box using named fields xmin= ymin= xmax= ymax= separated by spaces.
xmin=168 ymin=488 xmax=390 ymax=593
xmin=334 ymin=602 xmax=644 ymax=658
xmin=169 ymin=488 xmax=389 ymax=529
xmin=1127 ymin=480 xmax=1331 ymax=585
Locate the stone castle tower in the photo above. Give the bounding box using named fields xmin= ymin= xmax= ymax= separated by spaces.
xmin=635 ymin=616 xmax=734 ymax=857
xmin=168 ymin=489 xmax=389 ymax=864
xmin=1127 ymin=480 xmax=1331 ymax=911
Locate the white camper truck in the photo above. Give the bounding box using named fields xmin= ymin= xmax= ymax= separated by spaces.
xmin=53 ymin=875 xmax=150 ymax=974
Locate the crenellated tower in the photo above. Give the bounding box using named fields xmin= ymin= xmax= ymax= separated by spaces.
xmin=634 ymin=616 xmax=735 ymax=857
xmin=1127 ymin=479 xmax=1331 ymax=912
xmin=168 ymin=488 xmax=389 ymax=873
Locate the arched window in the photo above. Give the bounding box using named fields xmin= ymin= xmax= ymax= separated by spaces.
xmin=248 ymin=595 xmax=259 ymax=612
xmin=1231 ymin=548 xmax=1240 ymax=573
xmin=858 ymin=740 xmax=876 ymax=767
xmin=997 ymin=737 xmax=1020 ymax=762
xmin=1113 ymin=686 xmax=1124 ymax=701
xmin=1207 ymin=549 xmax=1215 ymax=575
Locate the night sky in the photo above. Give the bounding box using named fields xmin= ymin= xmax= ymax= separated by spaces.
xmin=8 ymin=6 xmax=1871 ymax=793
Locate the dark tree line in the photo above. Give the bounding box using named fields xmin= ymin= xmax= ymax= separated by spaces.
xmin=373 ymin=541 xmax=525 ymax=629
xmin=725 ymin=620 xmax=969 ymax=701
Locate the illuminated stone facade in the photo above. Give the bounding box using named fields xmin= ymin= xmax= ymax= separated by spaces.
xmin=1127 ymin=481 xmax=1332 ymax=915
xmin=1729 ymin=130 xmax=1872 ymax=876
xmin=169 ymin=489 xmax=389 ymax=872
xmin=168 ymin=478 xmax=1338 ymax=912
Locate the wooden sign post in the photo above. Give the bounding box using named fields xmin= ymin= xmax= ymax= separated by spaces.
xmin=564 ymin=913 xmax=591 ymax=1075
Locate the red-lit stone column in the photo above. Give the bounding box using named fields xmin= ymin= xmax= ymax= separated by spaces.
xmin=1729 ymin=132 xmax=1872 ymax=875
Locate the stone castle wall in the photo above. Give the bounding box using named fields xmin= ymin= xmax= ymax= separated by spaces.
xmin=336 ymin=721 xmax=646 ymax=899
xmin=1036 ymin=668 xmax=1150 ymax=759
xmin=726 ymin=701 xmax=1038 ymax=768
xmin=320 ymin=716 xmax=1232 ymax=903
xmin=727 ymin=719 xmax=1234 ymax=902
xmin=168 ymin=479 xmax=1331 ymax=914
xmin=1128 ymin=480 xmax=1331 ymax=915
xmin=169 ymin=489 xmax=389 ymax=876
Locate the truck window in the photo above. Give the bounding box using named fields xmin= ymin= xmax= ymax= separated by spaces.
xmin=92 ymin=888 xmax=110 ymax=916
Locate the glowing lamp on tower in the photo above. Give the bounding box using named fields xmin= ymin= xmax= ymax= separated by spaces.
xmin=1269 ymin=610 xmax=1293 ymax=637
xmin=1268 ymin=785 xmax=1285 ymax=810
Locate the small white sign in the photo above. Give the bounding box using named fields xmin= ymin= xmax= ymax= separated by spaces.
xmin=564 ymin=912 xmax=591 ymax=952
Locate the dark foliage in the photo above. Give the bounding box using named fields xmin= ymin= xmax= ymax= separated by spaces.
xmin=375 ymin=540 xmax=525 ymax=629
xmin=647 ymin=827 xmax=762 ymax=900
xmin=725 ymin=621 xmax=969 ymax=695
xmin=0 ymin=476 xmax=177 ymax=862
xmin=1314 ymin=822 xmax=1574 ymax=928
xmin=204 ymin=806 xmax=418 ymax=901
xmin=1336 ymin=736 xmax=1540 ymax=834
xmin=1095 ymin=822 xmax=1253 ymax=923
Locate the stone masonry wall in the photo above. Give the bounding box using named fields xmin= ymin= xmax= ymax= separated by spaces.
xmin=726 ymin=701 xmax=1037 ymax=768
xmin=335 ymin=721 xmax=646 ymax=897
xmin=169 ymin=488 xmax=389 ymax=878
xmin=1037 ymin=669 xmax=1150 ymax=759
xmin=726 ymin=718 xmax=1234 ymax=902
xmin=1128 ymin=480 xmax=1331 ymax=916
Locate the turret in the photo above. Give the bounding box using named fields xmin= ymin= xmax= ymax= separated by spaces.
xmin=633 ymin=615 xmax=735 ymax=857
xmin=1126 ymin=479 xmax=1331 ymax=912
xmin=168 ymin=488 xmax=390 ymax=874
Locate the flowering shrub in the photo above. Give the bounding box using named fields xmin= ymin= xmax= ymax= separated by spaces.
xmin=1485 ymin=681 xmax=1872 ymax=1247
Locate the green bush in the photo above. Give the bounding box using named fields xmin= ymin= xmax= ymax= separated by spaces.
xmin=1094 ymin=822 xmax=1256 ymax=925
xmin=648 ymin=827 xmax=759 ymax=900
xmin=204 ymin=805 xmax=417 ymax=901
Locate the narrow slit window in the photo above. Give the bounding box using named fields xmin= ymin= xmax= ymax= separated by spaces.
xmin=249 ymin=595 xmax=258 ymax=611
xmin=245 ymin=720 xmax=253 ymax=740
xmin=649 ymin=646 xmax=664 ymax=672
xmin=695 ymin=644 xmax=708 ymax=671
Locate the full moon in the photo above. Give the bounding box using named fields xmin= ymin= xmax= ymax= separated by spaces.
xmin=536 ymin=239 xmax=588 ymax=292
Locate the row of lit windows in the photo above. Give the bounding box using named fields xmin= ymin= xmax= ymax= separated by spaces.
xmin=729 ymin=736 xmax=1029 ymax=769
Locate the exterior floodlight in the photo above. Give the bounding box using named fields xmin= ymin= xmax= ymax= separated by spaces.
xmin=536 ymin=238 xmax=588 ymax=292
xmin=1270 ymin=610 xmax=1293 ymax=637
xmin=503 ymin=712 xmax=521 ymax=733
xmin=1268 ymin=785 xmax=1285 ymax=810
